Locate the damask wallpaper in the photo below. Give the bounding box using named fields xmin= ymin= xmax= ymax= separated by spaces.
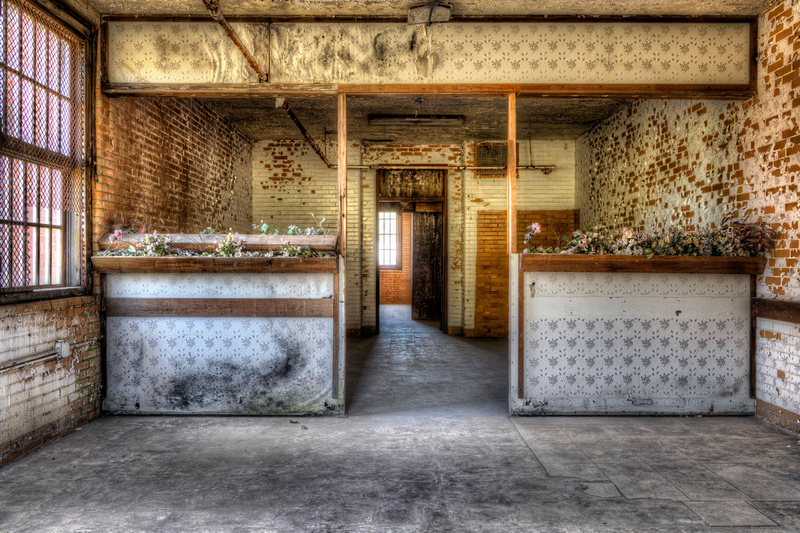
xmin=107 ymin=21 xmax=751 ymax=86
xmin=515 ymin=271 xmax=753 ymax=414
xmin=104 ymin=273 xmax=336 ymax=415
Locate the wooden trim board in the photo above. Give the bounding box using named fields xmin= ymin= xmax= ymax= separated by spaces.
xmin=92 ymin=256 xmax=338 ymax=274
xmin=105 ymin=297 xmax=334 ymax=318
xmin=521 ymin=255 xmax=767 ymax=275
xmin=752 ymin=298 xmax=800 ymax=324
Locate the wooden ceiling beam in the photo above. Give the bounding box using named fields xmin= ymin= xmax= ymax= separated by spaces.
xmin=102 ymin=82 xmax=756 ymax=100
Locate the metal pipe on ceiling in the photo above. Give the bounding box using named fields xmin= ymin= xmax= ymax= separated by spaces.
xmin=281 ymin=99 xmax=336 ymax=169
xmin=202 ymin=0 xmax=268 ymax=83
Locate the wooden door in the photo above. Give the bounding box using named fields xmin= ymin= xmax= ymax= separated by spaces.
xmin=412 ymin=210 xmax=443 ymax=321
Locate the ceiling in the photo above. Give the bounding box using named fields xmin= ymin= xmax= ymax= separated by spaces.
xmin=89 ymin=0 xmax=777 ymax=18
xmin=203 ymin=97 xmax=629 ymax=143
xmin=92 ymin=0 xmax=775 ymax=144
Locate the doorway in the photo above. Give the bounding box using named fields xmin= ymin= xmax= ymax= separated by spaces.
xmin=376 ymin=169 xmax=446 ymax=332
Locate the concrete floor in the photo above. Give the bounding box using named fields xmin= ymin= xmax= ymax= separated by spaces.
xmin=2 ymin=305 xmax=800 ymax=532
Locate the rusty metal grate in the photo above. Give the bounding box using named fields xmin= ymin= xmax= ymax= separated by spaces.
xmin=0 ymin=0 xmax=86 ymax=294
xmin=476 ymin=142 xmax=507 ymax=178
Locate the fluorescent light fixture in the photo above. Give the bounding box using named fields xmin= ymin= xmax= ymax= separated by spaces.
xmin=368 ymin=115 xmax=465 ymax=126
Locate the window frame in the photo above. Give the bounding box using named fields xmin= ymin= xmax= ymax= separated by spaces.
xmin=0 ymin=0 xmax=93 ymax=305
xmin=377 ymin=210 xmax=403 ymax=271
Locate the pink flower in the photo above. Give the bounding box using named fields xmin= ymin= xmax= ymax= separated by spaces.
xmin=109 ymin=229 xmax=124 ymax=243
xmin=529 ymin=222 xmax=542 ymax=235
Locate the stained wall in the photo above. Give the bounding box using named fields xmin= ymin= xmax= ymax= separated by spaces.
xmin=575 ymin=0 xmax=799 ymax=430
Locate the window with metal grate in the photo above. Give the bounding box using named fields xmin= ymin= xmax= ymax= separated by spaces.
xmin=0 ymin=0 xmax=87 ymax=302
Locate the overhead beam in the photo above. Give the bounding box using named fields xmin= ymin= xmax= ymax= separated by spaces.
xmin=340 ymin=83 xmax=756 ymax=99
xmin=101 ymin=82 xmax=756 ymax=100
xmin=201 ymin=0 xmax=268 ymax=82
xmin=101 ymin=83 xmax=337 ymax=98
xmin=507 ymin=93 xmax=517 ymax=255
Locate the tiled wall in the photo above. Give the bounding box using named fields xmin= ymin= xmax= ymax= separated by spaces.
xmin=575 ymin=0 xmax=799 ymax=430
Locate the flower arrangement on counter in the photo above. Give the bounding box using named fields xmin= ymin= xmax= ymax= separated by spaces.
xmin=99 ymin=216 xmax=334 ymax=258
xmin=524 ymin=215 xmax=777 ymax=258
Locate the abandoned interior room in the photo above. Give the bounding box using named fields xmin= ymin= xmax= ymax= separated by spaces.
xmin=1 ymin=0 xmax=800 ymax=529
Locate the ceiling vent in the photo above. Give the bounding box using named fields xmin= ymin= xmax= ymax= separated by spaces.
xmin=408 ymin=1 xmax=452 ymax=25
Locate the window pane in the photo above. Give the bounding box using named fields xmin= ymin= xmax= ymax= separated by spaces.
xmin=38 ymin=226 xmax=49 ymax=285
xmin=48 ymin=33 xmax=59 ymax=91
xmin=50 ymin=169 xmax=61 ymax=224
xmin=5 ymin=4 xmax=18 ymax=71
xmin=10 ymin=224 xmax=23 ymax=286
xmin=20 ymin=11 xmax=32 ymax=78
xmin=25 ymin=162 xmax=36 ymax=222
xmin=51 ymin=227 xmax=61 ymax=284
xmin=20 ymin=77 xmax=32 ymax=143
xmin=6 ymin=71 xmax=20 ymax=138
xmin=0 ymin=157 xmax=8 ymax=220
xmin=24 ymin=224 xmax=36 ymax=286
xmin=10 ymin=159 xmax=23 ymax=221
xmin=0 ymin=225 xmax=9 ymax=287
xmin=35 ymin=85 xmax=46 ymax=148
xmin=35 ymin=23 xmax=46 ymax=85
xmin=60 ymin=98 xmax=70 ymax=155
xmin=48 ymin=92 xmax=59 ymax=152
xmin=59 ymin=40 xmax=69 ymax=97
xmin=39 ymin=166 xmax=49 ymax=224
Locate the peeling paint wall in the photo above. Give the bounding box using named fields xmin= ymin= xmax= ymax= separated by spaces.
xmin=107 ymin=21 xmax=269 ymax=84
xmin=252 ymin=139 xmax=575 ymax=336
xmin=575 ymin=0 xmax=799 ymax=430
xmin=0 ymin=297 xmax=102 ymax=465
xmin=107 ymin=21 xmax=751 ymax=86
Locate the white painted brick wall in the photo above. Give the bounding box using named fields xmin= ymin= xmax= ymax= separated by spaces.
xmin=254 ymin=139 xmax=576 ymax=335
xmin=252 ymin=140 xmax=339 ymax=234
xmin=756 ymin=318 xmax=800 ymax=418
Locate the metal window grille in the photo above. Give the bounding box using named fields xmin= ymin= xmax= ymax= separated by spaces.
xmin=476 ymin=142 xmax=507 ymax=178
xmin=378 ymin=211 xmax=399 ymax=267
xmin=0 ymin=0 xmax=86 ymax=296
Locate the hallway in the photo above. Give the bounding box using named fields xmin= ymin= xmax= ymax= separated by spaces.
xmin=1 ymin=306 xmax=800 ymax=531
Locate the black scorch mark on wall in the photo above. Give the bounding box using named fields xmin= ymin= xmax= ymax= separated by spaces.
xmin=166 ymin=337 xmax=309 ymax=412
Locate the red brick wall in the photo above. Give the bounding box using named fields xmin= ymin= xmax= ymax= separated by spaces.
xmin=379 ymin=212 xmax=412 ymax=305
xmin=472 ymin=209 xmax=579 ymax=337
xmin=93 ymin=97 xmax=253 ymax=237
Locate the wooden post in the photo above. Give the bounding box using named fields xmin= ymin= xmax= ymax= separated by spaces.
xmin=338 ymin=93 xmax=347 ymax=258
xmin=749 ymin=274 xmax=757 ymax=399
xmin=507 ymin=93 xmax=517 ymax=255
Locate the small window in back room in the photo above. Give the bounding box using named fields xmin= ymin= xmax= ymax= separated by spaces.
xmin=378 ymin=211 xmax=402 ymax=269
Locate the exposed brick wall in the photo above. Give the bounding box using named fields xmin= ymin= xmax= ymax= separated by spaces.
xmin=94 ymin=97 xmax=253 ymax=237
xmin=379 ymin=212 xmax=412 ymax=305
xmin=252 ymin=140 xmax=339 ymax=234
xmin=0 ymin=296 xmax=101 ymax=466
xmin=472 ymin=209 xmax=579 ymax=337
xmin=576 ymin=0 xmax=799 ymax=432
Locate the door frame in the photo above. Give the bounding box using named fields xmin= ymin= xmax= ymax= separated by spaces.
xmin=375 ymin=169 xmax=447 ymax=333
